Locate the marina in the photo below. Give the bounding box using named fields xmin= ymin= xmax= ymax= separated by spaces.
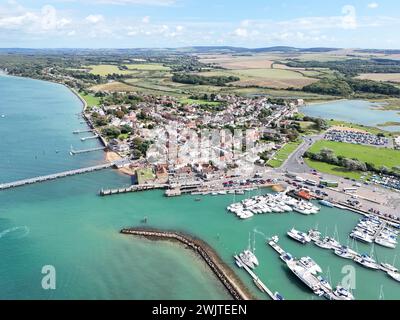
xmin=267 ymin=236 xmax=354 ymax=300
xmin=350 ymin=215 xmax=399 ymax=249
xmin=285 ymin=225 xmax=400 ymax=283
xmin=227 ymin=191 xmax=320 ymax=219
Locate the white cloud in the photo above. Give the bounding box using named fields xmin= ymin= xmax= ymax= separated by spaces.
xmin=368 ymin=3 xmax=379 ymax=9
xmin=85 ymin=14 xmax=104 ymax=24
xmin=341 ymin=5 xmax=357 ymax=29
xmin=0 ymin=4 xmax=71 ymax=32
xmin=142 ymin=16 xmax=150 ymax=23
xmin=233 ymin=28 xmax=248 ymax=38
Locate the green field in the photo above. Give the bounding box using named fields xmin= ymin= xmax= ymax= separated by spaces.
xmin=87 ymin=64 xmax=169 ymax=76
xmin=136 ymin=168 xmax=156 ymax=184
xmin=80 ymin=92 xmax=101 ymax=107
xmin=308 ymin=140 xmax=400 ymax=169
xmin=179 ymin=98 xmax=220 ymax=106
xmin=267 ymin=140 xmax=302 ymax=168
xmin=125 ymin=63 xmax=170 ymax=71
xmin=305 ymin=159 xmax=363 ymax=180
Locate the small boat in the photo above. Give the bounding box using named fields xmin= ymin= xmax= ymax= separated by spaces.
xmin=274 ymin=292 xmax=285 ymax=300
xmin=314 ymin=238 xmax=333 ymax=249
xmin=319 ymin=200 xmax=334 ymax=208
xmin=375 ymin=237 xmax=397 ymax=249
xmin=280 ymin=252 xmax=294 ymax=263
xmin=354 ymin=254 xmax=380 ymax=270
xmin=287 ymin=228 xmax=311 ymax=244
xmin=388 ymin=271 xmax=400 ymax=282
xmin=317 ymin=275 xmax=332 ymax=291
xmin=334 ymin=248 xmax=356 ymax=260
xmin=244 ymin=249 xmax=259 ymax=267
xmin=333 ymin=286 xmax=355 ymax=300
xmin=380 ymin=263 xmax=398 ymax=273
xmin=239 ymin=252 xmax=255 ymax=269
xmin=299 ymin=256 xmax=322 ymax=275
xmin=308 ymin=229 xmax=321 ymax=242
xmin=1 ymin=114 xmax=5 ymax=118
xmin=350 ymin=231 xmax=373 ymax=244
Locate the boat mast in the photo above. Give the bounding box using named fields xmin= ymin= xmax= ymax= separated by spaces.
xmin=334 ymin=224 xmax=340 ymax=243
xmin=253 ymin=230 xmax=256 ymax=253
xmin=379 ymin=285 xmax=385 ymax=300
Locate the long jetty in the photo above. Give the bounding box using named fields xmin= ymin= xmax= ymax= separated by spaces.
xmin=0 ymin=160 xmax=125 ymax=191
xmin=100 ymin=184 xmax=167 ymax=196
xmin=234 ymin=255 xmax=280 ymax=300
xmin=73 ymin=129 xmax=93 ymax=134
xmin=121 ymin=227 xmax=255 ymax=300
xmin=70 ymin=146 xmax=106 ymax=155
xmin=81 ymin=135 xmax=99 ymax=142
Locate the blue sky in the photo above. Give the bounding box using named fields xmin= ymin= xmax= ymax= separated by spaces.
xmin=0 ymin=0 xmax=399 ymax=48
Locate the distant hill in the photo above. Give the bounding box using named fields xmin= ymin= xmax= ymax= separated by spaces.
xmin=0 ymin=46 xmax=341 ymax=55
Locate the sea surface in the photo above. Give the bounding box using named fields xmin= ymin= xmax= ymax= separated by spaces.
xmin=302 ymin=100 xmax=400 ymax=132
xmin=0 ymin=75 xmax=399 ymax=300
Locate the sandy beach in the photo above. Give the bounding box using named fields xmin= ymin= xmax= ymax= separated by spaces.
xmin=105 ymin=151 xmax=135 ymax=176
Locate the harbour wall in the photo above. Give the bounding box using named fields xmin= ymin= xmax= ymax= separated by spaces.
xmin=120 ymin=227 xmax=255 ymax=300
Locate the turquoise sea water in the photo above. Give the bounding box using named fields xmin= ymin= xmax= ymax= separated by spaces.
xmin=302 ymin=100 xmax=400 ymax=132
xmin=0 ymin=76 xmax=399 ymax=300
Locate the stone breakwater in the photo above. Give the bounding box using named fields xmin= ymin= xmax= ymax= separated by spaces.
xmin=120 ymin=227 xmax=255 ymax=300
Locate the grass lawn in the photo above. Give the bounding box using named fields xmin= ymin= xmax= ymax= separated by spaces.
xmin=308 ymin=140 xmax=400 ymax=169
xmin=80 ymin=92 xmax=101 ymax=107
xmin=179 ymin=98 xmax=220 ymax=106
xmin=267 ymin=140 xmax=302 ymax=168
xmin=304 ymin=159 xmax=363 ymax=180
xmin=136 ymin=168 xmax=156 ymax=185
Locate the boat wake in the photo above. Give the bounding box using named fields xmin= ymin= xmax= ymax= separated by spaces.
xmin=0 ymin=226 xmax=30 ymax=239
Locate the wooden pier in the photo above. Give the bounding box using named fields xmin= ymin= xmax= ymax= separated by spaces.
xmin=234 ymin=255 xmax=281 ymax=300
xmin=70 ymin=146 xmax=106 ymax=155
xmin=100 ymin=184 xmax=167 ymax=196
xmin=268 ymin=236 xmax=286 ymax=256
xmin=73 ymin=129 xmax=93 ymax=134
xmin=0 ymin=160 xmax=126 ymax=191
xmin=81 ymin=135 xmax=99 ymax=142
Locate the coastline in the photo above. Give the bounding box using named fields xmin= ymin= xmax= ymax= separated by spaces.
xmin=121 ymin=227 xmax=256 ymax=300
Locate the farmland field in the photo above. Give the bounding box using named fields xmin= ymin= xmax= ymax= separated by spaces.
xmin=356 ymin=73 xmax=400 ymax=83
xmin=86 ymin=65 xmax=134 ymax=76
xmin=125 ymin=63 xmax=170 ymax=71
xmin=90 ymin=81 xmax=138 ymax=92
xmin=86 ymin=64 xmax=170 ymax=76
xmin=197 ymin=68 xmax=317 ymax=89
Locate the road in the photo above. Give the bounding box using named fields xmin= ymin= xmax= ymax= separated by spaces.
xmin=274 ymin=135 xmax=400 ymax=219
xmin=280 ymin=134 xmax=323 ymax=174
